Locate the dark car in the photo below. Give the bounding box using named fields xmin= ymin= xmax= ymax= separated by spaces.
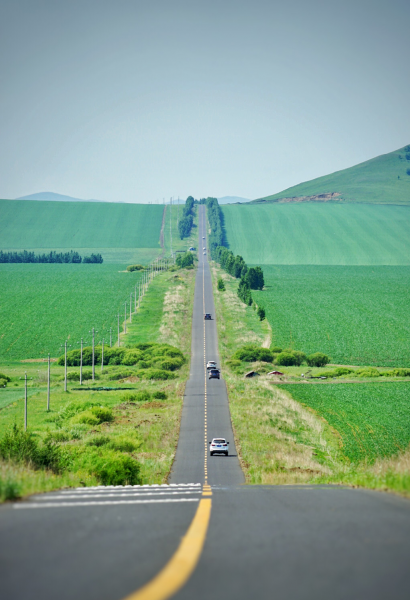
xmin=209 ymin=369 xmax=220 ymax=379
xmin=204 ymin=314 xmax=212 ymax=320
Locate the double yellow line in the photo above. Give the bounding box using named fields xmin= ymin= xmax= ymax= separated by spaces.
xmin=124 ymin=208 xmax=212 ymax=600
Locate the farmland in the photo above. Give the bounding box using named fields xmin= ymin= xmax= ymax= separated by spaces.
xmin=252 ymin=265 xmax=410 ymax=367
xmin=0 ymin=263 xmax=144 ymax=361
xmin=279 ymin=383 xmax=410 ymax=463
xmin=221 ymin=203 xmax=410 ymax=265
xmin=0 ymin=200 xmax=164 ymax=252
xmin=254 ymin=144 xmax=410 ymax=205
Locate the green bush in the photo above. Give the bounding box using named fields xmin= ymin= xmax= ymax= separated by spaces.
xmin=152 ymin=391 xmax=167 ymax=400
xmin=108 ymin=370 xmax=134 ymax=380
xmin=108 ymin=436 xmax=140 ymax=453
xmin=159 ymin=358 xmax=184 ymax=371
xmin=276 ymin=352 xmax=297 ymax=366
xmin=217 ymin=278 xmax=226 ymax=291
xmin=121 ymin=390 xmax=151 ymax=402
xmin=79 ymin=447 xmax=141 ymax=485
xmin=0 ymin=379 xmax=7 ymax=388
xmin=226 ymin=359 xmax=242 ymax=368
xmin=306 ymin=352 xmax=330 ymax=367
xmin=0 ymin=372 xmax=11 ymax=382
xmin=0 ymin=425 xmax=66 ymax=474
xmin=355 ymin=368 xmax=380 ymax=378
xmin=232 ymin=345 xmax=273 ymax=363
xmin=137 ymin=368 xmax=176 ymax=380
xmin=271 ymin=347 xmax=283 ymax=353
xmin=122 ymin=351 xmax=144 ymax=366
xmin=67 ymin=371 xmax=80 ymax=381
xmin=86 ymin=435 xmax=110 ymax=447
xmin=126 ymin=264 xmax=145 ymax=272
xmin=257 ymin=306 xmax=266 ymax=321
xmin=71 ymin=406 xmax=113 ymax=426
xmin=291 ymin=351 xmax=307 ymax=366
xmin=0 ymin=477 xmax=21 ymax=501
xmin=176 ymin=252 xmax=194 ymax=268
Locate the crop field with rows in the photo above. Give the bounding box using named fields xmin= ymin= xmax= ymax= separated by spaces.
xmin=221 ymin=203 xmax=410 ymax=265
xmin=252 ymin=265 xmax=410 ymax=367
xmin=280 ymin=383 xmax=410 ymax=463
xmin=0 ymin=200 xmax=164 ymax=251
xmin=0 ymin=264 xmax=144 ymax=361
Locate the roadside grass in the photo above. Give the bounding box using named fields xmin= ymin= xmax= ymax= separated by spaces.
xmin=211 ymin=262 xmax=410 ymax=496
xmin=163 ymin=202 xmax=198 ymax=255
xmin=0 ymin=264 xmax=196 ymax=499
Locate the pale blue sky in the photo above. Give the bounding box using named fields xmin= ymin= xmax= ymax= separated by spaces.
xmin=0 ymin=0 xmax=409 ymax=203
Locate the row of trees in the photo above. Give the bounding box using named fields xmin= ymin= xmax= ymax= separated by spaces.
xmin=0 ymin=250 xmax=103 ymax=264
xmin=178 ymin=196 xmax=195 ymax=239
xmin=205 ymin=197 xmax=224 ymax=257
xmin=215 ymin=246 xmax=264 ymax=306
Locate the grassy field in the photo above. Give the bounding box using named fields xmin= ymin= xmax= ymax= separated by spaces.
xmin=0 ymin=200 xmax=164 ymax=251
xmin=0 ymin=263 xmax=144 ymax=361
xmin=252 ymin=265 xmax=410 ymax=367
xmin=162 ymin=201 xmax=198 ymax=256
xmin=0 ymin=264 xmax=196 ymax=498
xmin=279 ymin=383 xmax=410 ymax=463
xmin=221 ymin=203 xmax=410 ymax=265
xmin=254 ymin=144 xmax=410 ymax=205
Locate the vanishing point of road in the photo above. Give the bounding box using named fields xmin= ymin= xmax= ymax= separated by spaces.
xmin=1 ymin=205 xmax=410 ymax=600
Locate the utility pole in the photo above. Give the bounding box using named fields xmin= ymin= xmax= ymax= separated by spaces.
xmin=89 ymin=328 xmax=97 ymax=381
xmin=110 ymin=327 xmax=112 ymax=348
xmin=80 ymin=338 xmax=84 ymax=385
xmin=64 ymin=341 xmax=68 ymax=391
xmin=134 ymin=283 xmax=137 ymax=311
xmin=47 ymin=354 xmax=50 ymax=411
xmin=117 ymin=313 xmax=120 ymax=347
xmin=124 ymin=302 xmax=127 ymax=334
xmin=170 ymin=197 xmax=173 ymax=257
xmin=101 ymin=339 xmax=104 ymax=373
xmin=24 ymin=372 xmax=28 ymax=430
xmin=130 ymin=292 xmax=132 ymax=323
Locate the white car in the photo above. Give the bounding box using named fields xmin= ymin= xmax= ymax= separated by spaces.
xmin=203 ymin=247 xmax=206 ymax=250
xmin=209 ymin=438 xmax=229 ymax=456
xmin=207 ymin=361 xmax=217 ymax=370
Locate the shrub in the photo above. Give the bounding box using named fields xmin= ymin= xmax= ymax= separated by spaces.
xmin=72 ymin=406 xmax=113 ymax=426
xmin=217 ymin=278 xmax=226 ymax=291
xmin=68 ymin=424 xmax=88 ymax=439
xmin=257 ymin=306 xmax=266 ymax=321
xmin=232 ymin=345 xmax=273 ymax=363
xmin=137 ymin=369 xmax=176 ymax=380
xmin=306 ymin=352 xmax=330 ymax=367
xmin=86 ymin=435 xmax=110 ymax=447
xmin=176 ymin=252 xmax=194 ymax=268
xmin=108 ymin=436 xmax=140 ymax=452
xmin=0 ymin=477 xmax=21 ymax=501
xmin=276 ymin=352 xmax=297 ymax=366
xmin=355 ymin=368 xmax=380 ymax=378
xmin=122 ymin=351 xmax=143 ymax=366
xmin=82 ymin=370 xmax=99 ymax=380
xmin=67 ymin=371 xmax=80 ymax=381
xmin=80 ymin=447 xmax=141 ymax=485
xmin=0 ymin=379 xmax=7 ymax=388
xmin=292 ymin=351 xmax=307 ymax=366
xmin=226 ymin=359 xmax=242 ymax=368
xmin=121 ymin=391 xmax=151 ymax=402
xmin=159 ymin=358 xmax=184 ymax=371
xmin=108 ymin=370 xmax=134 ymax=381
xmin=271 ymin=347 xmax=283 ymax=353
xmin=126 ymin=264 xmax=145 ymax=272
xmin=0 ymin=372 xmax=11 ymax=382
xmin=0 ymin=425 xmax=66 ymax=473
xmin=152 ymin=391 xmax=167 ymax=400
xmin=48 ymin=430 xmax=70 ymax=442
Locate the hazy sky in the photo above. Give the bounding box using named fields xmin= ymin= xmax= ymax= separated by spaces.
xmin=1 ymin=0 xmax=409 ymax=203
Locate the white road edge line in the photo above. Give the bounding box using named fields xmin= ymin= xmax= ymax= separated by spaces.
xmin=33 ymin=491 xmax=203 ymax=500
xmin=14 ymin=498 xmax=200 ymax=509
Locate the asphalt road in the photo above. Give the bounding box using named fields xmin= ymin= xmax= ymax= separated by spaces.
xmin=1 ymin=205 xmax=410 ymax=600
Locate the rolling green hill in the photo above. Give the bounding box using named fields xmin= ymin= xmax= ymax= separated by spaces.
xmin=254 ymin=145 xmax=410 ymax=205
xmin=221 ymin=203 xmax=410 ymax=265
xmin=0 ymin=200 xmax=164 ymax=250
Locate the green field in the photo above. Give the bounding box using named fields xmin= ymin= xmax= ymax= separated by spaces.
xmin=221 ymin=203 xmax=410 ymax=265
xmin=0 ymin=264 xmax=144 ymax=361
xmin=0 ymin=200 xmax=164 ymax=255
xmin=254 ymin=144 xmax=410 ymax=205
xmin=252 ymin=266 xmax=410 ymax=367
xmin=280 ymin=383 xmax=410 ymax=463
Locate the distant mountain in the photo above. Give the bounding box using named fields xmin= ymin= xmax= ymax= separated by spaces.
xmin=217 ymin=196 xmax=250 ymax=204
xmin=16 ymin=192 xmax=105 ymax=203
xmin=253 ymin=145 xmax=410 ymax=205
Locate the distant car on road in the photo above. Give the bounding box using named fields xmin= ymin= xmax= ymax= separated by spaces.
xmin=203 ymin=236 xmax=205 ymax=239
xmin=203 ymin=247 xmax=206 ymax=250
xmin=207 ymin=361 xmax=217 ymax=370
xmin=209 ymin=369 xmax=220 ymax=379
xmin=204 ymin=314 xmax=212 ymax=320
xmin=203 ymin=251 xmax=206 ymax=255
xmin=209 ymin=438 xmax=229 ymax=456
xmin=188 ymin=247 xmax=195 ymax=251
